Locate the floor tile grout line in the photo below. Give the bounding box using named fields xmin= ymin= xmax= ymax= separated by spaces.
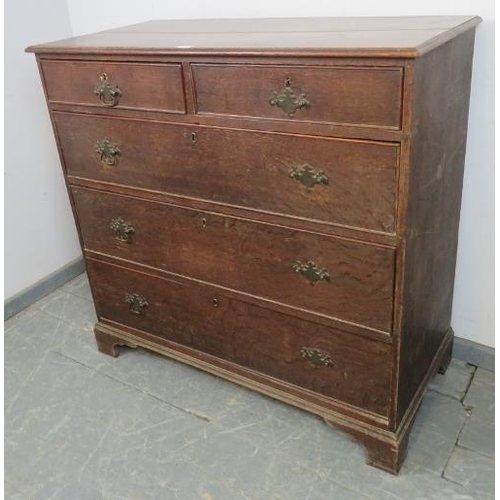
xmin=437 ymin=363 xmax=492 ymax=481
xmin=454 ymin=411 xmax=471 ymax=446
xmin=52 ymin=349 xmax=214 ymax=423
xmin=32 ymin=305 xmax=95 ymax=329
xmin=454 ymin=442 xmax=495 ymax=460
xmin=460 ymin=365 xmax=478 ymax=405
xmin=62 ymin=277 xmax=93 ymax=302
xmin=65 ymin=290 xmax=93 ymax=302
xmin=440 ymin=473 xmax=475 ymax=490
xmin=4 ymin=308 xmax=39 ymax=332
xmin=427 ymin=363 xmax=477 ymax=404
xmin=30 ymin=282 xmax=93 ymax=317
xmin=440 ymin=415 xmax=468 ymax=481
xmin=438 ymin=376 xmax=489 ymax=487
xmin=427 ymin=387 xmax=470 ymax=403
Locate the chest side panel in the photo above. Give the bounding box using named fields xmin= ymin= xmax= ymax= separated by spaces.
xmin=396 ymin=29 xmax=477 ymax=426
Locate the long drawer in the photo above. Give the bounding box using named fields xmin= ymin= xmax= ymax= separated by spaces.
xmin=87 ymin=257 xmax=393 ymax=417
xmin=192 ymin=63 xmax=403 ymax=129
xmin=57 ymin=112 xmax=399 ymax=234
xmin=73 ymin=187 xmax=395 ymax=333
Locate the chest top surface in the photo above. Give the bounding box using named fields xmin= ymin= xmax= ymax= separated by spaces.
xmin=26 ymin=16 xmax=480 ymax=57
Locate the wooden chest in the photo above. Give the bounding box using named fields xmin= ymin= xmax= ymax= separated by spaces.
xmin=27 ymin=16 xmax=481 ymax=473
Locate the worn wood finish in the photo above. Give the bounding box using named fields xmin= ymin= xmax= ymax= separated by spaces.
xmin=192 ymin=64 xmax=403 ymax=128
xmin=56 ymin=112 xmax=398 ymax=234
xmin=395 ymin=30 xmax=477 ymax=426
xmin=26 ymin=17 xmax=480 ymax=58
xmin=68 ymin=177 xmax=399 ymax=247
xmin=86 ymin=251 xmax=393 ymax=344
xmin=72 ymin=186 xmax=396 ymax=333
xmin=50 ymin=98 xmax=406 ymax=143
xmin=28 ymin=16 xmax=480 ymax=474
xmin=88 ymin=257 xmax=393 ymax=416
xmin=42 ymin=60 xmax=186 ymax=113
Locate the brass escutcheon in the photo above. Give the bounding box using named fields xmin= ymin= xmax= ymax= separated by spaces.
xmin=269 ymin=78 xmax=310 ymax=117
xmin=110 ymin=217 xmax=135 ymax=243
xmin=95 ymin=140 xmax=121 ymax=166
xmin=125 ymin=293 xmax=148 ymax=315
xmin=293 ymin=261 xmax=330 ymax=284
xmin=300 ymin=347 xmax=335 ymax=368
xmin=94 ymin=72 xmax=122 ymax=107
xmin=289 ymin=164 xmax=329 ymax=189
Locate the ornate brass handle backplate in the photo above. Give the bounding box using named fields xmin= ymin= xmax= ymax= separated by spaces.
xmin=95 ymin=140 xmax=121 ymax=166
xmin=293 ymin=261 xmax=330 ymax=284
xmin=125 ymin=293 xmax=148 ymax=315
xmin=269 ymin=78 xmax=310 ymax=117
xmin=94 ymin=72 xmax=122 ymax=107
xmin=289 ymin=164 xmax=328 ymax=189
xmin=300 ymin=347 xmax=335 ymax=368
xmin=110 ymin=217 xmax=135 ymax=243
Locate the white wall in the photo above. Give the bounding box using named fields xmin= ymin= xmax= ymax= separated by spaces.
xmin=5 ymin=0 xmax=81 ymax=299
xmin=9 ymin=0 xmax=494 ymax=348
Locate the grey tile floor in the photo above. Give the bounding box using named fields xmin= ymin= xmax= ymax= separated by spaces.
xmin=5 ymin=273 xmax=495 ymax=499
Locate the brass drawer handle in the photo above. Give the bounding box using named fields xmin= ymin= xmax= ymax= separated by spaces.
xmin=110 ymin=217 xmax=135 ymax=243
xmin=94 ymin=72 xmax=122 ymax=107
xmin=269 ymin=78 xmax=310 ymax=117
xmin=293 ymin=261 xmax=330 ymax=284
xmin=289 ymin=164 xmax=329 ymax=189
xmin=300 ymin=347 xmax=335 ymax=368
xmin=125 ymin=293 xmax=148 ymax=315
xmin=95 ymin=140 xmax=121 ymax=166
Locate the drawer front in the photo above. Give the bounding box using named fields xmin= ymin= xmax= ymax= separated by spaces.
xmin=73 ymin=188 xmax=395 ymax=333
xmin=42 ymin=60 xmax=186 ymax=113
xmin=192 ymin=64 xmax=403 ymax=129
xmin=87 ymin=258 xmax=392 ymax=416
xmin=57 ymin=112 xmax=398 ymax=234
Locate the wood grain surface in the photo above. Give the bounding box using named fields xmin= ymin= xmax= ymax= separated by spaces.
xmin=88 ymin=257 xmax=393 ymax=416
xmin=55 ymin=111 xmax=399 ymax=233
xmin=192 ymin=63 xmax=403 ymax=128
xmin=26 ymin=16 xmax=480 ymax=58
xmin=73 ymin=186 xmax=396 ymax=333
xmin=42 ymin=60 xmax=186 ymax=113
xmin=396 ymin=30 xmax=477 ymax=426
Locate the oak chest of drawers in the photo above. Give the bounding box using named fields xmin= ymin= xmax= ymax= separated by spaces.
xmin=28 ymin=16 xmax=481 ymax=473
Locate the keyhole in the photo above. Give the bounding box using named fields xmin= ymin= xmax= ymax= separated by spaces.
xmin=285 ymin=77 xmax=291 ymax=87
xmin=191 ymin=132 xmax=197 ymax=144
xmin=212 ymin=298 xmax=219 ymax=308
xmin=201 ymin=217 xmax=207 ymax=228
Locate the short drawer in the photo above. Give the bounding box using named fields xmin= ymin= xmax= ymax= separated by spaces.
xmin=57 ymin=112 xmax=398 ymax=234
xmin=41 ymin=60 xmax=186 ymax=113
xmin=87 ymin=258 xmax=392 ymax=417
xmin=73 ymin=188 xmax=395 ymax=333
xmin=192 ymin=63 xmax=403 ymax=129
